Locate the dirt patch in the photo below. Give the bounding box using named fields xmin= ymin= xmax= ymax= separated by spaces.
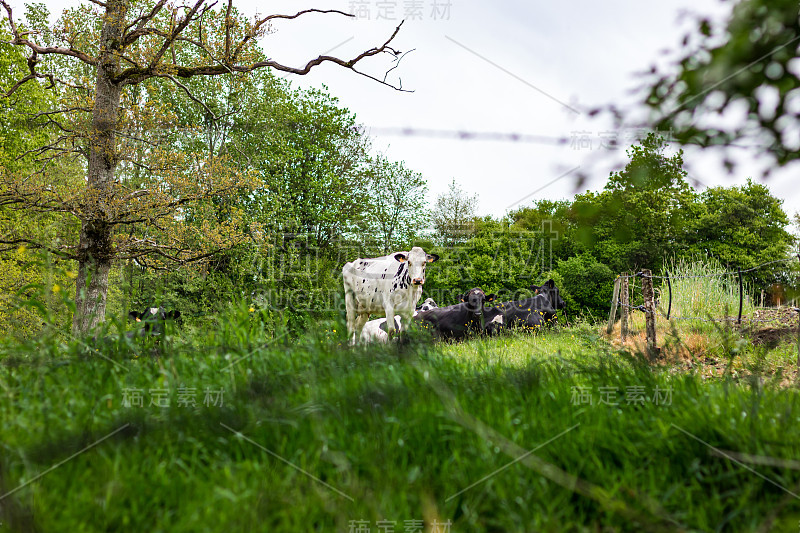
xmin=742 ymin=307 xmax=800 ymax=347
xmin=746 ymin=326 xmax=799 ymax=347
xmin=747 ymin=307 xmax=800 ymax=327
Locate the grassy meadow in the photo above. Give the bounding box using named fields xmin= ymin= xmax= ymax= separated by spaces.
xmin=1 ymin=285 xmax=799 ymax=532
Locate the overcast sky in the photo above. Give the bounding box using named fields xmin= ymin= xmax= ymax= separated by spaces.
xmin=41 ymin=0 xmax=800 ymax=222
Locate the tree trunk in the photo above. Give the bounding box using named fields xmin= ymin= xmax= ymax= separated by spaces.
xmin=72 ymin=0 xmax=127 ymax=335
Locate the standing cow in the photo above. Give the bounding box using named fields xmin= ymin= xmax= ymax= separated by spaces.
xmin=343 ymin=247 xmax=439 ymax=344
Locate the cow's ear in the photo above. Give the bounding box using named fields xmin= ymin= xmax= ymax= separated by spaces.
xmin=426 ymin=253 xmax=440 ymax=263
xmin=486 ymin=293 xmax=497 ymax=302
xmin=394 ymin=253 xmax=407 ymax=263
xmin=128 ymin=311 xmax=141 ymax=321
xmin=544 ymin=279 xmax=555 ymax=288
xmin=166 ymin=310 xmax=181 ymax=320
xmin=530 ymin=284 xmax=540 ymax=294
xmin=460 ymin=291 xmax=468 ymax=302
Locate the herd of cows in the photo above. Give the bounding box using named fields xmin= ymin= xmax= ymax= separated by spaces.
xmin=343 ymin=246 xmax=566 ymax=344
xmin=121 ymin=246 xmax=566 ymax=346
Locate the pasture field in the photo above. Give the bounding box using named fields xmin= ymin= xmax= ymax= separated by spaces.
xmin=1 ymin=306 xmax=799 ymax=533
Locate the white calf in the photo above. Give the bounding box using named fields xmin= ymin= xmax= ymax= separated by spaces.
xmin=359 ymin=298 xmax=439 ymax=344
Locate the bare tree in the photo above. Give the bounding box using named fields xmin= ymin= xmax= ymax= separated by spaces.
xmin=0 ymin=0 xmax=407 ymax=334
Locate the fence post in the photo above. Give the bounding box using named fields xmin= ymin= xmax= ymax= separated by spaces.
xmin=607 ymin=276 xmax=621 ymax=334
xmin=621 ymin=273 xmax=629 ymax=341
xmin=737 ymin=267 xmax=743 ymax=326
xmin=641 ymin=269 xmax=658 ymax=359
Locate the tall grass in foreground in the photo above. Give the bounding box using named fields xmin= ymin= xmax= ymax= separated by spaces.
xmin=657 ymin=257 xmax=755 ymax=319
xmin=1 ymin=308 xmax=799 ymax=532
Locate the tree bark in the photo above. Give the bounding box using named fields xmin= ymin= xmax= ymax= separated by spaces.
xmin=72 ymin=0 xmax=127 ymax=334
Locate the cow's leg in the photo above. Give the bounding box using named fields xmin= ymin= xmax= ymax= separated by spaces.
xmin=345 ymin=291 xmax=357 ymax=344
xmin=353 ymin=313 xmax=369 ymax=343
xmin=384 ymin=305 xmax=397 ymax=338
xmin=396 ymin=311 xmax=412 ymax=341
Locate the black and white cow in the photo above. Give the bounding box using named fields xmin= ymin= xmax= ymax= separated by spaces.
xmin=495 ymin=279 xmax=566 ymax=330
xmin=359 ymin=298 xmax=438 ymax=344
xmin=417 ymin=298 xmax=439 ymax=312
xmin=343 ymin=247 xmax=439 ymax=344
xmin=128 ymin=307 xmax=182 ymax=336
xmin=415 ymin=288 xmax=503 ymax=339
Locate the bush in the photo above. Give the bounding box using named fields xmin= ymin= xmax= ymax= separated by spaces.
xmin=551 ymin=254 xmax=615 ymax=320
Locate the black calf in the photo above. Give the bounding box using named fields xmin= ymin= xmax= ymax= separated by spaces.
xmin=415 ymin=288 xmax=501 ymax=339
xmin=496 ymin=279 xmax=565 ymax=329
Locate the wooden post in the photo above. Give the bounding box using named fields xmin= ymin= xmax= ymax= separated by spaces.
xmin=621 ymin=273 xmax=629 ymax=341
xmin=607 ymin=276 xmax=621 ymax=334
xmin=641 ymin=269 xmax=658 ymax=360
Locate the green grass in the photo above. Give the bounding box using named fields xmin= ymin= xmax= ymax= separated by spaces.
xmin=659 ymin=257 xmax=756 ymax=320
xmin=1 ymin=308 xmax=800 ymax=532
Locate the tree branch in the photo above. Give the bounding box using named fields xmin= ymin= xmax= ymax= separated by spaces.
xmin=116 ymin=21 xmax=409 ymax=92
xmin=147 ymin=0 xmax=207 ymax=70
xmin=123 ymin=0 xmax=168 ymax=41
xmin=0 ymin=238 xmax=79 ymax=260
xmin=231 ymin=8 xmax=354 ymax=61
xmin=0 ymin=0 xmax=97 ymax=65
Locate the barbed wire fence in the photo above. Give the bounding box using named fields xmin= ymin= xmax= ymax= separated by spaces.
xmin=606 ymin=256 xmax=800 ymax=365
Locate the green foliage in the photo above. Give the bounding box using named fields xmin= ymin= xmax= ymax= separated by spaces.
xmin=364 ymin=154 xmax=429 ymax=253
xmin=570 ymin=133 xmax=697 ymax=272
xmin=0 ymin=16 xmax=79 ymax=335
xmin=685 ymin=179 xmax=795 ymax=287
xmin=643 ymin=0 xmax=800 ymax=171
xmin=551 ymin=254 xmax=616 ymax=319
xmin=424 ymin=217 xmax=557 ymax=305
xmin=432 ymin=179 xmax=479 ymax=245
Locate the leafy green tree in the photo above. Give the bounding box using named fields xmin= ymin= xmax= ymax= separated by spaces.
xmin=365 ymin=154 xmax=429 ymax=253
xmin=569 ymin=134 xmax=697 ymax=272
xmin=432 ymin=179 xmax=479 ymax=245
xmin=0 ymin=15 xmax=78 ymax=335
xmin=0 ymin=0 xmax=406 ymax=334
xmin=641 ymin=0 xmax=800 ymax=172
xmin=686 ymin=179 xmax=795 ymax=288
xmin=509 ymin=199 xmax=575 ymax=262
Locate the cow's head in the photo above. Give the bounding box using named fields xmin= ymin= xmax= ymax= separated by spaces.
xmin=460 ymin=287 xmax=489 ymax=316
xmin=532 ymin=279 xmax=566 ymax=310
xmin=416 ymin=298 xmax=438 ymax=312
xmin=394 ymin=246 xmax=439 ymax=286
